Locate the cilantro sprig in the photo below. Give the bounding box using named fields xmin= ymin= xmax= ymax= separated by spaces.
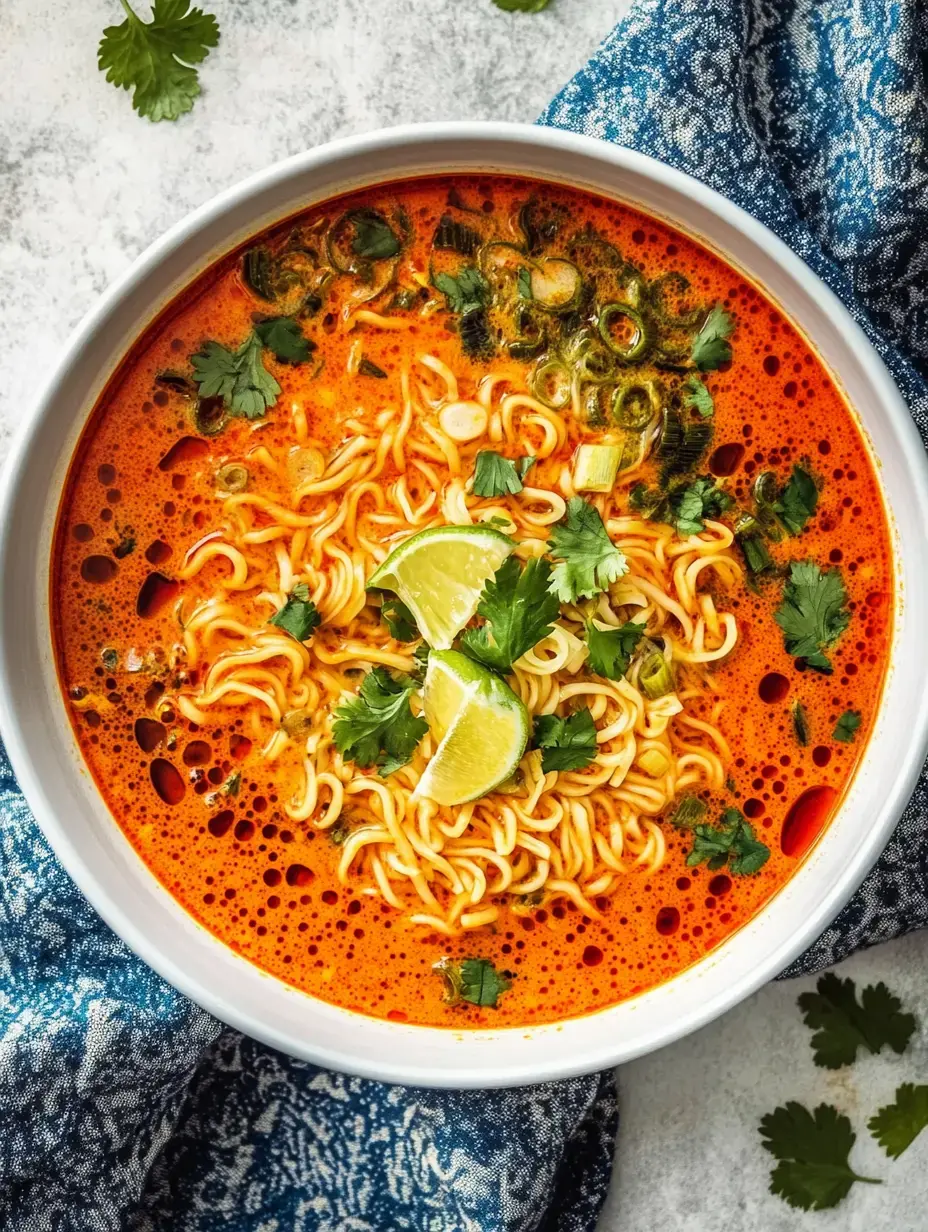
xmin=435 ymin=957 xmax=512 ymax=1007
xmin=268 ymin=582 xmax=320 ymax=642
xmin=631 ymin=476 xmax=731 ymax=537
xmin=833 ymin=709 xmax=862 ymax=743
xmin=379 ymin=596 xmax=419 ymax=642
xmin=798 ymin=973 xmax=916 ymax=1069
xmin=533 ymin=709 xmax=597 ymax=773
xmin=472 ymin=452 xmax=536 ymax=499
xmin=459 ymin=556 xmax=559 ymax=674
xmin=433 ymin=267 xmax=490 ymax=315
xmin=686 ymin=807 xmax=770 ymax=875
xmin=773 ymin=561 xmax=850 ymax=672
xmin=253 ymin=316 xmax=314 ymax=365
xmin=98 ymin=0 xmax=220 ymax=123
xmin=190 ymin=332 xmax=280 ymax=420
xmin=691 ymin=304 xmax=734 ymax=371
xmin=683 ymin=374 xmax=714 ymax=418
xmin=332 ymin=667 xmax=427 ymax=776
xmin=584 ymin=619 xmax=644 ymax=680
xmin=759 ymin=1102 xmax=881 ymax=1211
xmin=869 ymin=1085 xmax=928 ymax=1160
xmin=547 ymin=498 xmax=627 ymax=603
xmin=774 ymin=464 xmax=819 ymax=535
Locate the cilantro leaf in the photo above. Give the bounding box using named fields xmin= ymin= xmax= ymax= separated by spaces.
xmin=669 ymin=795 xmax=707 ymax=828
xmin=435 ymin=957 xmax=512 ymax=1007
xmin=332 ymin=667 xmax=427 ymax=775
xmin=869 ymin=1085 xmax=928 ymax=1160
xmin=759 ymin=1102 xmax=881 ymax=1211
xmin=493 ymin=0 xmax=552 ymax=10
xmin=98 ymin=0 xmax=219 ymax=123
xmin=533 ymin=709 xmax=597 ymax=773
xmin=797 ymin=973 xmax=916 ymax=1069
xmin=630 ymin=476 xmax=730 ymax=537
xmin=584 ymin=619 xmax=644 ymax=680
xmin=691 ymin=304 xmax=734 ymax=371
xmin=268 ymin=582 xmax=320 ymax=642
xmin=774 ymin=561 xmax=850 ymax=671
xmin=833 ymin=709 xmax=862 ymax=743
xmin=792 ymin=700 xmax=811 ymax=746
xmin=547 ymin=498 xmax=627 ymax=603
xmin=253 ymin=316 xmax=314 ymax=365
xmin=686 ymin=807 xmax=770 ymax=875
xmin=434 ymin=267 xmax=490 ymax=316
xmin=774 ymin=464 xmax=818 ymax=535
xmin=517 ymin=266 xmax=533 ymax=298
xmin=459 ymin=556 xmax=559 ymax=674
xmin=379 ymin=596 xmax=419 ymax=642
xmin=683 ymin=374 xmax=714 ymax=418
xmin=472 ymin=452 xmax=536 ymax=498
xmin=351 ymin=210 xmax=401 ymax=261
xmin=190 ymin=332 xmax=280 ymax=420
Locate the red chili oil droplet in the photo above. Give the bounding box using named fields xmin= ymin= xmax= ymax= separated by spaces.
xmin=812 ymin=745 xmax=832 ymax=767
xmin=763 ymin=355 xmax=780 ymax=376
xmin=158 ymin=435 xmax=210 ymax=471
xmin=743 ymin=798 xmax=765 ymax=819
xmin=150 ymin=758 xmax=185 ymax=805
xmin=81 ymin=555 xmax=118 ymax=584
xmin=134 ymin=717 xmax=165 ymax=753
xmin=208 ymin=809 xmax=234 ymax=837
xmin=97 ymin=463 xmax=117 ymax=485
xmin=286 ymin=864 xmax=314 ymax=887
xmin=234 ymin=819 xmax=255 ymax=841
xmin=145 ymin=539 xmax=172 ymax=566
xmin=582 ymin=944 xmax=604 ymax=966
xmin=708 ymin=874 xmax=732 ymax=896
xmin=137 ymin=571 xmax=179 ymax=619
xmin=781 ymin=785 xmax=837 ymax=857
xmin=387 ymin=1009 xmax=408 ymax=1022
xmin=230 ymin=734 xmax=252 ymax=760
xmin=182 ymin=740 xmax=211 ymax=766
xmin=263 ymin=868 xmax=282 ymax=887
xmin=72 ymin=523 xmax=94 ymax=542
xmin=656 ymin=907 xmax=680 ymax=935
xmin=709 ymin=443 xmax=745 ymax=477
xmin=758 ymin=671 xmax=790 ymax=703
xmin=321 ymin=889 xmax=338 ymax=905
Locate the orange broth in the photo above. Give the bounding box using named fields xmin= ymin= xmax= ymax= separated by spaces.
xmin=52 ymin=176 xmax=892 ymax=1027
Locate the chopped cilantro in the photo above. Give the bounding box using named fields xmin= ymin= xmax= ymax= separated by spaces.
xmin=797 ymin=973 xmax=916 ymax=1069
xmin=691 ymin=304 xmax=734 ymax=371
xmin=759 ymin=1102 xmax=881 ymax=1211
xmin=792 ymin=700 xmax=811 ymax=746
xmin=379 ymin=596 xmax=419 ymax=642
xmin=433 ymin=266 xmax=491 ymax=316
xmin=774 ymin=561 xmax=850 ymax=671
xmin=435 ymin=957 xmax=512 ymax=1007
xmin=351 ymin=210 xmax=401 ymax=261
xmin=472 ymin=451 xmax=536 ymax=499
xmin=686 ymin=807 xmax=770 ymax=875
xmin=98 ymin=0 xmax=220 ymax=123
xmin=833 ymin=710 xmax=862 ymax=743
xmin=584 ymin=619 xmax=644 ymax=680
xmin=683 ymin=374 xmax=714 ymax=418
xmin=221 ymin=771 xmax=241 ymax=797
xmin=190 ymin=332 xmax=281 ymax=420
xmin=459 ymin=556 xmax=559 ymax=674
xmin=630 ymin=476 xmax=730 ymax=537
xmin=517 ymin=266 xmax=533 ymax=298
xmin=253 ymin=316 xmax=314 ymax=365
xmin=669 ymin=795 xmax=707 ymax=828
xmin=268 ymin=582 xmax=320 ymax=642
xmin=332 ymin=667 xmax=427 ymax=776
xmin=547 ymin=498 xmax=627 ymax=603
xmin=774 ymin=464 xmax=818 ymax=535
xmin=533 ymin=708 xmax=597 ymax=773
xmin=869 ymin=1084 xmax=928 ymax=1160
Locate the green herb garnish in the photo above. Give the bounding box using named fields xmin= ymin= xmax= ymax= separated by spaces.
xmin=434 ymin=266 xmax=491 ymax=316
xmin=380 ymin=596 xmax=419 ymax=642
xmin=669 ymin=795 xmax=707 ymax=828
xmin=584 ymin=619 xmax=644 ymax=680
xmin=268 ymin=582 xmax=320 ymax=642
xmin=459 ymin=556 xmax=559 ymax=674
xmin=775 ymin=464 xmax=818 ymax=535
xmin=691 ymin=304 xmax=734 ymax=371
xmin=436 ymin=957 xmax=512 ymax=1007
xmin=517 ymin=266 xmax=533 ymax=299
xmin=759 ymin=1102 xmax=881 ymax=1211
xmin=351 ymin=210 xmax=401 ymax=261
xmin=221 ymin=771 xmax=241 ymax=797
xmin=533 ymin=708 xmax=597 ymax=773
xmin=833 ymin=710 xmax=861 ymax=743
xmin=774 ymin=561 xmax=850 ymax=672
xmin=433 ymin=214 xmax=482 ymax=256
xmin=792 ymin=700 xmax=811 ymax=746
xmin=253 ymin=316 xmax=314 ymax=365
xmin=332 ymin=667 xmax=428 ymax=777
xmin=98 ymin=0 xmax=220 ymax=123
xmin=472 ymin=452 xmax=536 ymax=498
xmin=683 ymin=374 xmax=714 ymax=418
xmin=869 ymin=1085 xmax=928 ymax=1160
xmin=358 ymin=357 xmax=387 ymax=379
xmin=686 ymin=807 xmax=770 ymax=875
xmin=797 ymin=973 xmax=916 ymax=1069
xmin=190 ymin=332 xmax=280 ymax=420
xmin=547 ymin=498 xmax=627 ymax=603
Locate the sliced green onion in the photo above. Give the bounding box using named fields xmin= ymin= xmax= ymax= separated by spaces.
xmin=650 ymin=271 xmax=701 ymax=327
xmin=598 ymin=302 xmax=649 ymax=362
xmin=734 ymin=514 xmax=773 ymax=575
xmin=613 ymin=380 xmax=660 ymax=429
xmin=639 ymin=650 xmax=674 ymax=699
xmin=573 ymin=443 xmax=622 ymax=493
xmin=216 ymin=463 xmax=249 ymax=493
xmin=532 ymin=356 xmax=572 ymax=409
xmin=194 ymin=397 xmax=227 ymax=436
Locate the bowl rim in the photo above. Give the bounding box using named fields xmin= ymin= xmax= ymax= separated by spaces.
xmin=2 ymin=120 xmax=927 ymax=1088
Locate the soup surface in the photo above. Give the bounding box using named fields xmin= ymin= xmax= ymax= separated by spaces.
xmin=54 ymin=175 xmax=892 ymax=1028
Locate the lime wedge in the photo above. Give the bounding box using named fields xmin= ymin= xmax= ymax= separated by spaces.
xmin=415 ymin=649 xmax=529 ymax=806
xmin=368 ymin=525 xmax=513 ymax=650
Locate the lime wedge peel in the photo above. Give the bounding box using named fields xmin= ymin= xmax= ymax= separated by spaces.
xmin=415 ymin=650 xmax=529 ymax=807
xmin=368 ymin=525 xmax=513 ymax=650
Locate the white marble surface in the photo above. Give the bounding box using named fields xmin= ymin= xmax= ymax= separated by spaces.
xmin=2 ymin=2 xmax=927 ymax=1228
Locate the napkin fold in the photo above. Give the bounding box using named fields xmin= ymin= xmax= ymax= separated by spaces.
xmin=3 ymin=2 xmax=928 ymax=1229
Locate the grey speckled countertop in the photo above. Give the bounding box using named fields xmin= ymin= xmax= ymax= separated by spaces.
xmin=2 ymin=3 xmax=928 ymax=1228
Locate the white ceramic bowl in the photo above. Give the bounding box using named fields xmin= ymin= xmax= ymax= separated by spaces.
xmin=2 ymin=122 xmax=927 ymax=1088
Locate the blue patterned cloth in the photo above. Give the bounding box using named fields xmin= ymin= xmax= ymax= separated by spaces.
xmin=3 ymin=2 xmax=928 ymax=1228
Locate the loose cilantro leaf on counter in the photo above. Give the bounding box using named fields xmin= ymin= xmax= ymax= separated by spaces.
xmin=379 ymin=596 xmax=419 ymax=642
xmin=686 ymin=807 xmax=770 ymax=875
xmin=435 ymin=957 xmax=512 ymax=1007
xmin=833 ymin=710 xmax=862 ymax=743
xmin=253 ymin=316 xmax=314 ymax=365
xmin=533 ymin=708 xmax=597 ymax=773
xmin=798 ymin=973 xmax=916 ymax=1069
xmin=584 ymin=619 xmax=644 ymax=680
xmin=759 ymin=1102 xmax=881 ymax=1211
xmin=472 ymin=451 xmax=536 ymax=498
xmin=869 ymin=1085 xmax=928 ymax=1160
xmin=775 ymin=464 xmax=819 ymax=535
xmin=547 ymin=498 xmax=627 ymax=603
xmin=98 ymin=0 xmax=220 ymax=123
xmin=691 ymin=304 xmax=734 ymax=371
xmin=683 ymin=374 xmax=714 ymax=418
xmin=268 ymin=582 xmax=320 ymax=642
xmin=190 ymin=332 xmax=281 ymax=420
xmin=434 ymin=266 xmax=491 ymax=316
xmin=460 ymin=556 xmax=559 ymax=674
xmin=332 ymin=667 xmax=427 ymax=776
xmin=773 ymin=561 xmax=850 ymax=672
